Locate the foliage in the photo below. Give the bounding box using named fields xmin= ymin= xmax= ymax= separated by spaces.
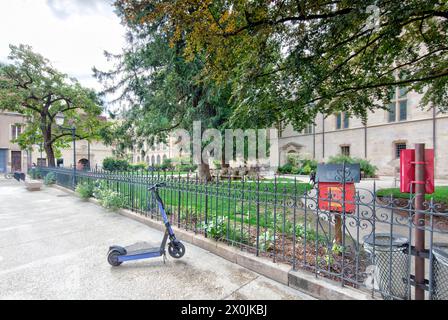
xmin=327 ymin=155 xmax=378 ymax=178
xmin=43 ymin=172 xmax=56 ymax=185
xmin=377 ymin=187 xmax=448 ymax=205
xmin=75 ymin=181 xmax=94 ymax=199
xmin=29 ymin=168 xmax=42 ymax=179
xmin=93 ymin=180 xmax=124 ymax=210
xmin=160 ymin=158 xmax=173 ymax=171
xmin=278 ymin=157 xmax=317 ymax=175
xmin=129 ymin=163 xmax=147 ymax=171
xmin=258 ymin=230 xmax=275 ymax=251
xmin=201 ymin=217 xmax=227 ymax=240
xmin=0 ymin=44 xmax=106 ymax=166
xmin=201 ymin=217 xmax=250 ymax=244
xmin=102 ymin=157 xmax=129 ymax=172
xmin=115 ymin=0 xmax=448 ymax=131
xmin=176 ymin=163 xmax=198 ymax=173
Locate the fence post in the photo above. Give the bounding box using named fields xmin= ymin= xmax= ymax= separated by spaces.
xmin=414 ymin=143 xmax=426 ymax=300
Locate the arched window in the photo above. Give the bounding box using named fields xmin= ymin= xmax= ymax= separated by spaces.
xmin=137 ymin=156 xmax=140 ymax=163
xmin=151 ymin=155 xmax=155 ymax=165
xmin=163 ymin=155 xmax=167 ymax=161
xmin=146 ymin=156 xmax=150 ymax=164
xmin=157 ymin=155 xmax=161 ymax=165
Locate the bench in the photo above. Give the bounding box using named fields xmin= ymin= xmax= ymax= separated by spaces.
xmin=25 ymin=180 xmax=43 ymax=191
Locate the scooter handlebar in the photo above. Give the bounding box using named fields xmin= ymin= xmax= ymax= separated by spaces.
xmin=148 ymin=182 xmax=166 ymax=191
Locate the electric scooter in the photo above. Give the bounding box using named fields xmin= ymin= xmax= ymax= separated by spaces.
xmin=107 ymin=182 xmax=186 ymax=266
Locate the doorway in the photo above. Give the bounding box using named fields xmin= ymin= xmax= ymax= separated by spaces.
xmin=0 ymin=149 xmax=6 ymax=173
xmin=11 ymin=151 xmax=22 ymax=171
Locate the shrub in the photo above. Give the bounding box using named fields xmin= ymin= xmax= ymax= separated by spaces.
xmin=103 ymin=157 xmax=129 ymax=172
xmin=327 ymin=154 xmax=378 ymax=178
xmin=258 ymin=230 xmax=275 ymax=251
xmin=44 ymin=172 xmax=56 ymax=185
xmin=160 ymin=158 xmax=174 ymax=171
xmin=176 ymin=163 xmax=198 ymax=172
xmin=278 ymin=163 xmax=293 ymax=174
xmin=29 ymin=168 xmax=42 ymax=179
xmin=99 ymin=190 xmax=124 ymax=210
xmin=93 ymin=180 xmax=124 ymax=210
xmin=201 ymin=217 xmax=227 ymax=240
xmin=75 ymin=182 xmax=94 ymax=199
xmin=129 ymin=163 xmax=146 ymax=171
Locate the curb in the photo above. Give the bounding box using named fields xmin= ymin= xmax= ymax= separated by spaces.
xmin=50 ymin=184 xmax=374 ymax=300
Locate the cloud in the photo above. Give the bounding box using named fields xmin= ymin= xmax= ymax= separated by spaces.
xmin=46 ymin=0 xmax=114 ymax=19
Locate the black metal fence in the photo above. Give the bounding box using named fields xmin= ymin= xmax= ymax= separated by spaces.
xmin=37 ymin=166 xmax=448 ymax=300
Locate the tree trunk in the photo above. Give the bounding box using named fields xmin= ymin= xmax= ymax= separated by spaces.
xmin=41 ymin=117 xmax=55 ymax=167
xmin=44 ymin=142 xmax=56 ymax=167
xmin=198 ymin=163 xmax=212 ymax=182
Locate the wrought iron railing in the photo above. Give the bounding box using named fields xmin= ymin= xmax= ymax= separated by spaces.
xmin=36 ymin=166 xmax=448 ymax=300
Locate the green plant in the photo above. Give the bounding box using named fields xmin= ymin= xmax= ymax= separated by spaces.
xmin=75 ymin=182 xmax=94 ymax=199
xmin=327 ymin=155 xmax=377 ymax=178
xmin=258 ymin=230 xmax=275 ymax=251
xmin=100 ymin=190 xmax=124 ymax=210
xmin=103 ymin=157 xmax=129 ymax=172
xmin=278 ymin=163 xmax=293 ymax=174
xmin=160 ymin=158 xmax=173 ymax=171
xmin=212 ymin=159 xmax=222 ymax=170
xmin=29 ymin=168 xmax=42 ymax=179
xmin=201 ymin=217 xmax=227 ymax=240
xmin=92 ymin=180 xmax=124 ymax=210
xmin=129 ymin=163 xmax=146 ymax=171
xmin=176 ymin=163 xmax=198 ymax=172
xmin=44 ymin=172 xmax=56 ymax=185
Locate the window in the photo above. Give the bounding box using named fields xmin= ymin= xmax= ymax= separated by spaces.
xmin=303 ymin=124 xmax=314 ymax=134
xmin=341 ymin=146 xmax=350 ymax=157
xmin=336 ymin=113 xmax=342 ymax=129
xmin=343 ymin=113 xmax=350 ymax=128
xmin=11 ymin=124 xmax=22 ymax=140
xmin=395 ymin=142 xmax=407 ymax=159
xmin=388 ymin=87 xmax=408 ymax=122
xmin=336 ymin=113 xmax=349 ymax=129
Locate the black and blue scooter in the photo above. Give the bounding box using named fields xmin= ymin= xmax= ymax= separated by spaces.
xmin=107 ymin=183 xmax=185 ymax=266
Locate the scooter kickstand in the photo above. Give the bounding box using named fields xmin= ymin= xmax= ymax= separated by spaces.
xmin=163 ymin=252 xmax=167 ymax=264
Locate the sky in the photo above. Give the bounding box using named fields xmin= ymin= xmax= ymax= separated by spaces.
xmin=0 ymin=0 xmax=127 ymax=94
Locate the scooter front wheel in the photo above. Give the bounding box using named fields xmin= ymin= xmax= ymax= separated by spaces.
xmin=168 ymin=242 xmax=185 ymax=259
xmin=107 ymin=250 xmax=123 ymax=267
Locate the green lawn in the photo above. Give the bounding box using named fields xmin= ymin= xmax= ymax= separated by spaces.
xmin=376 ymin=186 xmax=448 ymax=204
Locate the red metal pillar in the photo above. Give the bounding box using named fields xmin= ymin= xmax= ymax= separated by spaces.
xmin=414 ymin=143 xmax=425 ymax=300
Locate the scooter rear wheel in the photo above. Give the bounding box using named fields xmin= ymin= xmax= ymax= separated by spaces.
xmin=107 ymin=250 xmax=123 ymax=267
xmin=168 ymin=242 xmax=185 ymax=259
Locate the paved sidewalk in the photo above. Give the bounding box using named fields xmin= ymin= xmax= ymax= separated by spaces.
xmin=0 ymin=180 xmax=314 ymax=300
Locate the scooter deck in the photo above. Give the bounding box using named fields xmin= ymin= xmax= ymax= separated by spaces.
xmin=124 ymin=242 xmax=161 ymax=256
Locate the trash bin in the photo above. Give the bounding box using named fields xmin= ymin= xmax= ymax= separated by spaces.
xmin=363 ymin=233 xmax=410 ymax=300
xmin=431 ymin=243 xmax=448 ymax=300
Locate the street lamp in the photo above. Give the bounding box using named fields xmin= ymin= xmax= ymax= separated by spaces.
xmin=55 ymin=113 xmax=77 ymax=187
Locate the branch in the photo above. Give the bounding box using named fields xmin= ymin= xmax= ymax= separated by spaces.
xmin=50 ymin=132 xmax=90 ymax=144
xmin=221 ymin=8 xmax=354 ymax=37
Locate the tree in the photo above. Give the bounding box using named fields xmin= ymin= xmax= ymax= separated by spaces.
xmin=0 ymin=44 xmax=105 ymax=167
xmin=94 ymin=10 xmax=234 ymax=180
xmin=115 ymin=0 xmax=448 ymax=131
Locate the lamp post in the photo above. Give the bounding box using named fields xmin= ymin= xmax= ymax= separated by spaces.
xmin=55 ymin=113 xmax=77 ymax=187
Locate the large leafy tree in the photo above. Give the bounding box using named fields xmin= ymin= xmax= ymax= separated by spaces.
xmin=94 ymin=8 xmax=234 ymax=180
xmin=115 ymin=0 xmax=448 ymax=131
xmin=0 ymin=45 xmax=105 ymax=167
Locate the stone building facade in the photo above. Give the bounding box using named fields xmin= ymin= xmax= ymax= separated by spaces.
xmin=273 ymin=88 xmax=448 ymax=178
xmin=0 ymin=111 xmax=114 ymax=172
xmin=0 ymin=111 xmax=28 ymax=173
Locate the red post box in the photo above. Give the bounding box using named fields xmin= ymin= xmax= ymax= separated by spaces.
xmin=400 ymin=149 xmax=434 ymax=194
xmin=318 ymin=182 xmax=356 ymax=213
